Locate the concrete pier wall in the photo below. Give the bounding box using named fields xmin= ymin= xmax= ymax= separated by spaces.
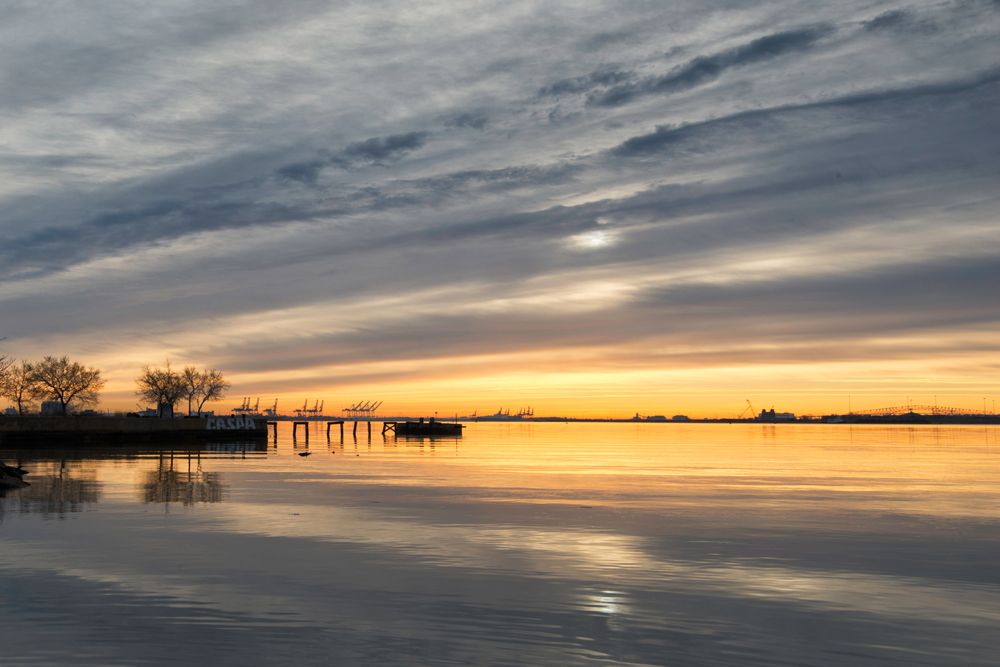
xmin=0 ymin=416 xmax=268 ymax=445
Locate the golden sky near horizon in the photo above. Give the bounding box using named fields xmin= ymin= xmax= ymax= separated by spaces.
xmin=27 ymin=340 xmax=997 ymax=418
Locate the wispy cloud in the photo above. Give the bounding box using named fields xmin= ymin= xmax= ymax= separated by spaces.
xmin=588 ymin=27 xmax=832 ymax=107
xmin=276 ymin=131 xmax=432 ymax=183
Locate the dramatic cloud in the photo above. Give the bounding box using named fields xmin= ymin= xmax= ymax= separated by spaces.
xmin=0 ymin=0 xmax=997 ymax=415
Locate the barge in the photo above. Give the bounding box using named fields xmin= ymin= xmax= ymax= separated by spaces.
xmin=387 ymin=418 xmax=464 ymax=437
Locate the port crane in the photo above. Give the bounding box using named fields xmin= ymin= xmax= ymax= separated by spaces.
xmin=232 ymin=397 xmax=256 ymax=415
xmin=850 ymin=403 xmax=993 ymax=416
xmin=738 ymin=400 xmax=757 ymax=420
xmin=342 ymin=400 xmax=382 ymax=418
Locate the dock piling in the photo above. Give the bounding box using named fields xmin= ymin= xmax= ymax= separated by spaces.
xmin=326 ymin=421 xmax=345 ymax=440
xmin=292 ymin=421 xmax=309 ymax=443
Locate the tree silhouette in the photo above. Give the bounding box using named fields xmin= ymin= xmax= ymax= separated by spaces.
xmin=135 ymin=361 xmax=186 ymax=417
xmin=1 ymin=360 xmax=40 ymax=415
xmin=30 ymin=356 xmax=104 ymax=416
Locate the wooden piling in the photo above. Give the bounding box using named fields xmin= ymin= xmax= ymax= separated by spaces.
xmin=293 ymin=421 xmax=309 ymax=443
xmin=326 ymin=421 xmax=345 ymax=439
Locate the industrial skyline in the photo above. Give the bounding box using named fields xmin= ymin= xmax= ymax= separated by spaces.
xmin=1 ymin=1 xmax=997 ymax=417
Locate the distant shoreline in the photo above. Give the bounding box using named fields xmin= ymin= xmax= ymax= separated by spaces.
xmin=232 ymin=415 xmax=1000 ymax=426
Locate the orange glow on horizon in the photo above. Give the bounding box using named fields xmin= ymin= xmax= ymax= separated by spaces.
xmin=8 ymin=324 xmax=998 ymax=419
xmin=89 ymin=354 xmax=999 ymax=419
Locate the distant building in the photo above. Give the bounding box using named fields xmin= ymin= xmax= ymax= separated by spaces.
xmin=647 ymin=415 xmax=667 ymax=421
xmin=759 ymin=409 xmax=796 ymax=422
xmin=41 ymin=401 xmax=68 ymax=416
xmin=671 ymin=415 xmax=690 ymax=421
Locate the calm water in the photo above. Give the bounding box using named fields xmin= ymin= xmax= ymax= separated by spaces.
xmin=1 ymin=423 xmax=998 ymax=666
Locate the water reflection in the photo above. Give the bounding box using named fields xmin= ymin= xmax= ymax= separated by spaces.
xmin=0 ymin=424 xmax=997 ymax=666
xmin=140 ymin=453 xmax=226 ymax=505
xmin=0 ymin=459 xmax=101 ymax=520
xmin=204 ymin=441 xmax=267 ymax=454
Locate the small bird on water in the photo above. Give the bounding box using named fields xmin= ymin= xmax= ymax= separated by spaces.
xmin=298 ymin=452 xmax=311 ymax=456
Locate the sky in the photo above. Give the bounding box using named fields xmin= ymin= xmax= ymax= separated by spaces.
xmin=0 ymin=0 xmax=998 ymax=417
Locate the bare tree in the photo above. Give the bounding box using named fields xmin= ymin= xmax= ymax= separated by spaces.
xmin=30 ymin=356 xmax=105 ymax=416
xmin=181 ymin=366 xmax=203 ymax=416
xmin=135 ymin=361 xmax=186 ymax=417
xmin=194 ymin=368 xmax=230 ymax=414
xmin=1 ymin=360 xmax=40 ymax=415
xmin=0 ymin=352 xmax=15 ymax=414
xmin=0 ymin=354 xmax=11 ymax=398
